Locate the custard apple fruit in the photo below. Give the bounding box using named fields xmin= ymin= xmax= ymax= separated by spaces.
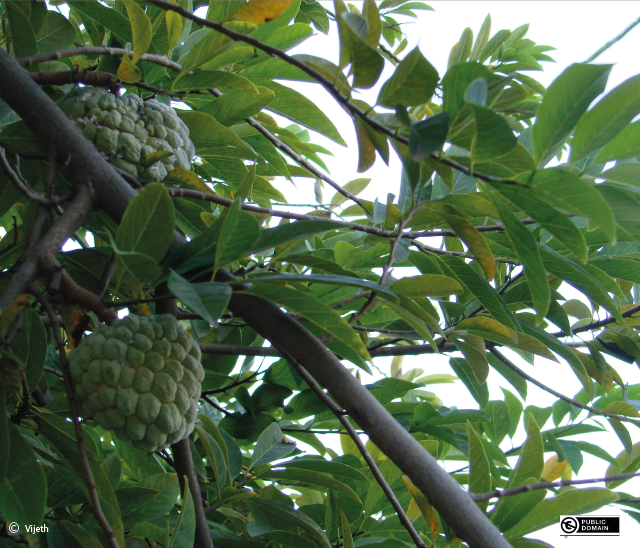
xmin=62 ymin=86 xmax=195 ymax=182
xmin=69 ymin=314 xmax=204 ymax=453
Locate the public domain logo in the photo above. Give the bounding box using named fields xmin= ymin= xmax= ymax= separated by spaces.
xmin=560 ymin=515 xmax=620 ymax=536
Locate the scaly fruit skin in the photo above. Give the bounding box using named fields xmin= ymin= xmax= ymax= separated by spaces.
xmin=69 ymin=314 xmax=204 ymax=453
xmin=62 ymin=87 xmax=195 ymax=182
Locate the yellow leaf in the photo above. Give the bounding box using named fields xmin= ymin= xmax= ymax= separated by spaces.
xmin=233 ymin=0 xmax=292 ymax=24
xmin=164 ymin=167 xmax=216 ymax=194
xmin=402 ymin=476 xmax=440 ymax=538
xmin=123 ymin=0 xmax=152 ymax=63
xmin=455 ymin=317 xmax=517 ymax=343
xmin=0 ymin=294 xmax=29 ymax=338
xmin=541 ymin=454 xmax=570 ymax=481
xmin=165 ymin=0 xmax=182 ymax=53
xmin=117 ymin=47 xmax=142 ymax=84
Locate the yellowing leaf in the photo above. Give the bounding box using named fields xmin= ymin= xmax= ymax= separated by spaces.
xmin=0 ymin=294 xmax=29 ymax=338
xmin=402 ymin=476 xmax=440 ymax=538
xmin=164 ymin=167 xmax=216 ymax=194
xmin=234 ymin=0 xmax=292 ymax=24
xmin=116 ymin=45 xmax=142 ymax=84
xmin=541 ymin=454 xmax=570 ymax=481
xmin=123 ymin=0 xmax=152 ymax=63
xmin=455 ymin=317 xmax=517 ymax=344
xmin=165 ymin=0 xmax=183 ymax=53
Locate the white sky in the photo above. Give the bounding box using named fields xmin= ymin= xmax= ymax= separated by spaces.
xmin=271 ymin=2 xmax=640 ymax=546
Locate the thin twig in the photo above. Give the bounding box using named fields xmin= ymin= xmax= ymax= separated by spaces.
xmin=200 ymin=371 xmax=262 ymax=395
xmin=282 ymin=350 xmax=427 ymax=548
xmin=489 ymin=347 xmax=640 ymax=426
xmin=30 ymin=285 xmax=119 ymax=548
xmin=16 ymin=47 xmax=182 ymax=72
xmin=472 ymin=471 xmax=640 ymax=502
xmin=584 ymin=16 xmax=640 ymax=63
xmin=554 ymin=304 xmax=640 ymax=337
xmin=202 ymin=395 xmax=230 ymax=415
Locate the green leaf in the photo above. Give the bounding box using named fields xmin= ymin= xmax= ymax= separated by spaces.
xmin=449 ymin=357 xmax=489 ymax=408
xmin=594 ymin=121 xmax=640 ymax=165
xmin=571 ymin=74 xmax=640 ymax=162
xmin=115 ymin=183 xmax=175 ymax=263
xmin=246 ymin=499 xmax=331 ymax=548
xmin=0 ymin=425 xmax=46 ymax=530
xmin=263 ymin=468 xmax=362 ymax=503
xmin=201 ymin=87 xmax=275 ymax=127
xmin=249 ymin=273 xmax=399 ymax=300
xmin=527 ymin=168 xmax=616 ymax=242
xmin=244 ymin=284 xmax=370 ymax=359
xmin=167 ymin=271 xmax=231 ymax=326
xmin=339 ymin=506 xmax=354 ymax=548
xmin=442 ymin=62 xmax=493 ymax=117
xmin=36 ymin=11 xmax=76 ymax=53
xmin=250 ymin=80 xmax=346 ymax=145
xmin=491 ymin=478 xmax=546 ymax=532
xmin=339 ymin=11 xmax=384 ymax=89
xmin=72 ymin=0 xmax=133 ymax=44
xmin=470 ymin=105 xmax=518 ymax=161
xmin=410 ymin=112 xmax=450 ymax=162
xmin=119 ymin=474 xmax=180 ymax=528
xmin=58 ymin=522 xmax=103 ymax=548
xmin=214 ymin=201 xmax=261 ymax=269
xmin=252 ymin=220 xmax=344 ymax=253
xmin=331 ymin=178 xmax=371 ymax=208
xmin=539 ymin=245 xmax=624 ymax=323
xmin=508 ymin=415 xmax=543 ymax=488
xmin=504 ymin=489 xmax=618 ymax=539
xmin=598 ymin=184 xmax=640 ymax=246
xmin=487 ymin=181 xmax=588 ymax=263
xmin=178 ymin=21 xmax=254 ymax=76
xmin=194 ymin=426 xmax=228 ymax=491
xmin=178 ymin=110 xmax=256 ymax=156
xmin=0 ymin=388 xmax=8 ymax=482
xmin=250 ymin=422 xmax=297 ymax=469
xmin=173 ymin=70 xmax=259 ymax=94
xmin=470 ymin=15 xmax=491 ymax=62
xmin=390 ymin=274 xmax=462 ymax=297
xmin=123 ymin=0 xmax=152 ymax=62
xmin=427 ymin=202 xmax=496 ymax=279
xmin=378 ymin=46 xmax=439 ymax=107
xmin=532 ymin=63 xmax=611 ymax=164
xmin=485 ymin=187 xmax=550 ymax=320
xmin=9 ymin=309 xmax=46 ymax=391
xmin=6 ymin=1 xmax=38 ymax=59
xmin=468 ymin=421 xmax=491 ymax=511
xmin=168 ymin=475 xmax=195 ymax=548
xmin=88 ymin=458 xmax=125 ymax=548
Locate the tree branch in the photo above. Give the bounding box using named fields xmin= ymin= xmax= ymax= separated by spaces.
xmin=16 ymin=47 xmax=182 ymax=72
xmin=30 ymin=285 xmax=119 ymax=548
xmin=471 ymin=471 xmax=640 ymax=502
xmin=282 ymin=350 xmax=426 ymax=548
xmin=489 ymin=346 xmax=640 ymax=426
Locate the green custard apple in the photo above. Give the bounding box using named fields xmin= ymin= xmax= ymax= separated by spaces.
xmin=62 ymin=86 xmax=195 ymax=182
xmin=69 ymin=314 xmax=204 ymax=453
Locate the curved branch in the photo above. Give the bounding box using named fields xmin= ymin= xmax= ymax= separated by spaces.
xmin=16 ymin=47 xmax=182 ymax=72
xmin=489 ymin=347 xmax=640 ymax=427
xmin=472 ymin=471 xmax=640 ymax=502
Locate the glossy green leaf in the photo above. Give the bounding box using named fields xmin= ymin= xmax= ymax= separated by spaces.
xmin=167 ymin=271 xmax=232 ymax=326
xmin=390 ymin=274 xmax=462 ymax=297
xmin=595 ymin=121 xmax=640 ymax=164
xmin=72 ymin=0 xmax=133 ymax=44
xmin=173 ymin=70 xmax=259 ymax=94
xmin=6 ymin=0 xmax=38 ymax=58
xmin=250 ymin=422 xmax=297 ymax=469
xmin=571 ymin=74 xmax=640 ymax=162
xmin=410 ymin=112 xmax=450 ymax=162
xmin=485 ymin=187 xmax=550 ymax=320
xmin=491 ymin=478 xmax=546 ymax=532
xmin=532 ymin=63 xmax=610 ymax=164
xmin=244 ymin=284 xmax=370 ymax=359
xmin=470 ymin=105 xmax=517 ymax=160
xmin=115 ymin=183 xmax=175 ymax=263
xmin=178 ymin=110 xmax=256 ymax=156
xmin=468 ymin=421 xmax=491 ymax=511
xmin=378 ymin=46 xmax=439 ymax=107
xmin=168 ymin=474 xmax=195 ymax=548
xmin=123 ymin=0 xmax=152 ymax=62
xmin=252 ymin=220 xmax=343 ymax=253
xmin=263 ymin=468 xmax=361 ymax=502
